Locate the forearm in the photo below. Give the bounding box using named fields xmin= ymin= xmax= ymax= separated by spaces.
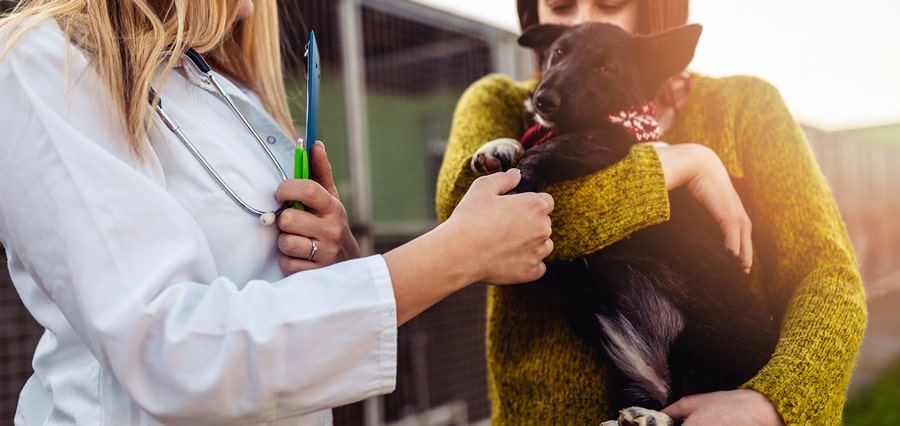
xmin=744 ymin=191 xmax=865 ymax=424
xmin=733 ymin=76 xmax=867 ymax=424
xmin=744 ymin=267 xmax=865 ymax=424
xmin=546 ymin=144 xmax=669 ymax=260
xmin=383 ymin=222 xmax=473 ymax=325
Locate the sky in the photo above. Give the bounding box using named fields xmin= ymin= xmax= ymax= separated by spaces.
xmin=410 ymin=0 xmax=900 ymax=132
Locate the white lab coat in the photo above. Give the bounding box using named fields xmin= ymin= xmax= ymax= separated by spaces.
xmin=0 ymin=20 xmax=398 ymax=425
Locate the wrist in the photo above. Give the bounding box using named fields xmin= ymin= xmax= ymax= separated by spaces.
xmin=656 ymin=143 xmax=715 ymax=191
xmin=656 ymin=142 xmax=691 ymax=191
xmin=430 ymin=218 xmax=482 ymax=289
xmin=742 ymin=389 xmax=784 ymax=425
xmin=383 ymin=222 xmax=475 ymax=325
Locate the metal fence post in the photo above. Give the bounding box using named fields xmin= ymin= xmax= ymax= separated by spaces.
xmin=340 ymin=0 xmax=376 ymax=258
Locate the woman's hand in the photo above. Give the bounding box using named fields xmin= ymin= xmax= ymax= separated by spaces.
xmin=444 ymin=168 xmax=555 ymax=285
xmin=383 ymin=168 xmax=554 ymax=325
xmin=662 ymin=389 xmax=784 ymax=425
xmin=655 ymin=143 xmax=753 ymax=272
xmin=275 ymin=141 xmax=360 ymax=274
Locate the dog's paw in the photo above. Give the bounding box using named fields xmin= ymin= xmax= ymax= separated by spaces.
xmin=602 ymin=406 xmax=675 ymax=426
xmin=470 ymin=138 xmax=524 ymax=175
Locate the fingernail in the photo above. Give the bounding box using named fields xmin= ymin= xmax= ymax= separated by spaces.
xmin=506 ymin=168 xmax=520 ymax=176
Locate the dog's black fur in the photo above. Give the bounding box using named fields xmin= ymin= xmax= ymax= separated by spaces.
xmin=478 ymin=22 xmax=779 ymax=422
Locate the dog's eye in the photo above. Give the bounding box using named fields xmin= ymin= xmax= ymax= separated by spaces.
xmin=554 ymin=48 xmax=565 ymax=59
xmin=597 ymin=65 xmax=610 ymax=73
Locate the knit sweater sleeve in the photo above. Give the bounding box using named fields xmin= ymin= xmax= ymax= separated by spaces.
xmin=713 ymin=76 xmax=867 ymax=425
xmin=435 ymin=74 xmax=670 ymax=260
xmin=436 ymin=74 xmax=528 ymax=223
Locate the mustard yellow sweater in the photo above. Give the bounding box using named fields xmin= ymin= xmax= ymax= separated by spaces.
xmin=435 ymin=73 xmax=867 ymax=425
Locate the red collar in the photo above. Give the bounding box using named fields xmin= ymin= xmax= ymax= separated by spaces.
xmin=521 ymin=101 xmax=661 ymax=149
xmin=521 ymin=125 xmax=558 ymax=149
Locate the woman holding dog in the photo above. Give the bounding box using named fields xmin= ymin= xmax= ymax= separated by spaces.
xmin=435 ymin=0 xmax=866 ymax=424
xmin=0 ymin=1 xmax=554 ymax=424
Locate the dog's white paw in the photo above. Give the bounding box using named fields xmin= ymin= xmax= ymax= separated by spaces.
xmin=602 ymin=406 xmax=675 ymax=426
xmin=470 ymin=138 xmax=524 ymax=175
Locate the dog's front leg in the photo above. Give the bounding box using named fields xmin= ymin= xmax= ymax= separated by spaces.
xmin=512 ymin=128 xmax=632 ymax=193
xmin=470 ymin=138 xmax=524 ymax=175
xmin=601 ymin=407 xmax=676 ymax=426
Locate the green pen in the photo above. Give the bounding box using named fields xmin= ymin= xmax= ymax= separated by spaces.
xmin=293 ymin=145 xmax=309 ymax=209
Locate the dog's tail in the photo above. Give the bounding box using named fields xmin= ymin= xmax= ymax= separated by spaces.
xmin=558 ymin=257 xmax=687 ymax=408
xmin=595 ymin=293 xmax=684 ymax=407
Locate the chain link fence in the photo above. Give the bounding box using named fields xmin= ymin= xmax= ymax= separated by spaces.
xmin=2 ymin=1 xmax=898 ymax=424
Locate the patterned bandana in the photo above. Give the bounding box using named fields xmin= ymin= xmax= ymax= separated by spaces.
xmin=520 ymin=101 xmax=661 ymax=149
xmin=604 ymin=102 xmax=662 ymax=142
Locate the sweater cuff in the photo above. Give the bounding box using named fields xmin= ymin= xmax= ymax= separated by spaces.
xmin=547 ymin=144 xmax=670 ymax=260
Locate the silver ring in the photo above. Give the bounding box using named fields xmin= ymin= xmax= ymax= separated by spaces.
xmin=307 ymin=239 xmax=318 ymax=261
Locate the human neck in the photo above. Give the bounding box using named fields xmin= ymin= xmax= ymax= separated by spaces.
xmin=654 ymin=71 xmax=693 ymax=133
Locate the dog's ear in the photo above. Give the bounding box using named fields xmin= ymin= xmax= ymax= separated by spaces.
xmin=634 ymin=24 xmax=703 ymax=98
xmin=518 ymin=24 xmax=569 ymax=56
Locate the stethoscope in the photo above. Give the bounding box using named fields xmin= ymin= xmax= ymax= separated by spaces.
xmin=149 ymin=48 xmax=292 ymax=226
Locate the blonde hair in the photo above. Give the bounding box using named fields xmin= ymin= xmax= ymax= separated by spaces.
xmin=0 ymin=0 xmax=296 ymax=157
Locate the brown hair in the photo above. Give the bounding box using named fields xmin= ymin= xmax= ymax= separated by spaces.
xmin=517 ymin=0 xmax=689 ymax=34
xmin=516 ymin=0 xmax=692 ymax=108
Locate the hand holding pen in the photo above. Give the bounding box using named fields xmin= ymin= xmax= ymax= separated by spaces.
xmin=277 ymin=28 xmax=356 ymax=271
xmin=276 ymin=140 xmax=360 ymax=272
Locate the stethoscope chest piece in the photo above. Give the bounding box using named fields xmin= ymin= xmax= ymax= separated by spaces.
xmin=260 ymin=212 xmax=277 ymax=226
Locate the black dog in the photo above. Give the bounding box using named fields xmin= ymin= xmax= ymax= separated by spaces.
xmin=471 ymin=22 xmax=779 ymax=425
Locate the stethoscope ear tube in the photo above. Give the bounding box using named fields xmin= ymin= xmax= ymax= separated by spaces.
xmin=184 ymin=48 xmax=288 ymax=183
xmin=184 ymin=48 xmax=212 ymax=73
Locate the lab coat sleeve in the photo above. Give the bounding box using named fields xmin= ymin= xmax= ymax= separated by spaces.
xmin=0 ymin=23 xmax=397 ymax=424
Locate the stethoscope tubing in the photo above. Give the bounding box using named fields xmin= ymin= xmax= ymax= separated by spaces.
xmin=205 ymin=72 xmax=288 ymax=183
xmin=150 ymin=48 xmax=292 ymax=225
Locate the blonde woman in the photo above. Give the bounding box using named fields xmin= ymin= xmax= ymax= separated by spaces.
xmin=436 ymin=0 xmax=867 ymax=424
xmin=0 ymin=1 xmax=554 ymax=424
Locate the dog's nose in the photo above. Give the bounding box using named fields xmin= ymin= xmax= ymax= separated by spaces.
xmin=534 ymin=91 xmax=561 ymax=116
